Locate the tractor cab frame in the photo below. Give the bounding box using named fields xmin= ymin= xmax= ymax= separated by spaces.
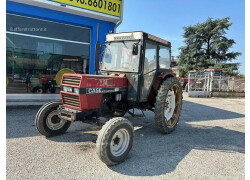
xmin=100 ymin=31 xmax=174 ymax=104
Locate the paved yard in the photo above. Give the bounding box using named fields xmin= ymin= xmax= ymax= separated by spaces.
xmin=6 ymin=93 xmax=245 ymax=180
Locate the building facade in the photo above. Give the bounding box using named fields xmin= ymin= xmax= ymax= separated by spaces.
xmin=6 ymin=0 xmax=123 ymax=94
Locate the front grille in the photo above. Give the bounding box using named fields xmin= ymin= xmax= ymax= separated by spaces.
xmin=62 ymin=93 xmax=80 ymax=108
xmin=62 ymin=76 xmax=81 ymax=86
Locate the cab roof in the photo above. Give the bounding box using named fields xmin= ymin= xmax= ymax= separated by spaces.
xmin=106 ymin=31 xmax=171 ymax=47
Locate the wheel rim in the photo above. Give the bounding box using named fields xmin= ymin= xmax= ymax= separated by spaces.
xmin=110 ymin=128 xmax=130 ymax=157
xmin=164 ymin=90 xmax=176 ymax=120
xmin=46 ymin=110 xmax=66 ymax=130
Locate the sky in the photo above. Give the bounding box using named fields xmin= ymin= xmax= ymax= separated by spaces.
xmin=117 ymin=0 xmax=245 ymax=74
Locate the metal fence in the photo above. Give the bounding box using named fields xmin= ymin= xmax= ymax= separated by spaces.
xmin=212 ymin=76 xmax=245 ymax=92
xmin=188 ymin=71 xmax=245 ymax=97
xmin=188 ymin=73 xmax=211 ymax=92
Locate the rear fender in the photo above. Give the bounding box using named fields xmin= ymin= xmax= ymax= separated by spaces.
xmin=153 ymin=72 xmax=175 ymax=92
xmin=148 ymin=72 xmax=175 ymax=102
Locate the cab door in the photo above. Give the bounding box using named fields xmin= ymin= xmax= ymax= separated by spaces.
xmin=140 ymin=41 xmax=158 ymax=101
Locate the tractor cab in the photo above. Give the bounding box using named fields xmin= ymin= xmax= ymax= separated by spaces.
xmin=100 ymin=32 xmax=172 ymax=102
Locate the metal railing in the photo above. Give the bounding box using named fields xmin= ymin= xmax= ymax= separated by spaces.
xmin=212 ymin=76 xmax=245 ymax=92
xmin=188 ymin=72 xmax=245 ymax=93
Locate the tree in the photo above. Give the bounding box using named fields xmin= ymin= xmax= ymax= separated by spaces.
xmin=178 ymin=17 xmax=241 ymax=77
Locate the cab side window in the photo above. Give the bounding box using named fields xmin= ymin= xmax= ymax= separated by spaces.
xmin=144 ymin=42 xmax=157 ymax=74
xmin=159 ymin=45 xmax=171 ymax=69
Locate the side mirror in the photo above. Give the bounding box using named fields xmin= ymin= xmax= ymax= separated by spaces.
xmin=132 ymin=43 xmax=138 ymax=55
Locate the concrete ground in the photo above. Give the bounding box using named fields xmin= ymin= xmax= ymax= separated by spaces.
xmin=6 ymin=93 xmax=245 ymax=180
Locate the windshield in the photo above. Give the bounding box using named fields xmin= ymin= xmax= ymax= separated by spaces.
xmin=101 ymin=41 xmax=141 ymax=73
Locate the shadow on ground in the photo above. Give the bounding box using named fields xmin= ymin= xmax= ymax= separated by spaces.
xmin=6 ymin=100 xmax=245 ymax=176
xmin=181 ymin=100 xmax=244 ymax=122
xmin=108 ymin=123 xmax=244 ymax=176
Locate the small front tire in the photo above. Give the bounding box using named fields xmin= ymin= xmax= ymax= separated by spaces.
xmin=96 ymin=117 xmax=134 ymax=166
xmin=35 ymin=101 xmax=71 ymax=137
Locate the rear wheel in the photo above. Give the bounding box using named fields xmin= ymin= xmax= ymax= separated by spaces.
xmin=155 ymin=77 xmax=182 ymax=134
xmin=35 ymin=101 xmax=71 ymax=137
xmin=96 ymin=117 xmax=134 ymax=166
xmin=33 ymin=87 xmax=43 ymax=94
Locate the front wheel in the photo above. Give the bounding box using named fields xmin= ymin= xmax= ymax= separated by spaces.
xmin=96 ymin=117 xmax=134 ymax=166
xmin=155 ymin=77 xmax=183 ymax=134
xmin=35 ymin=101 xmax=71 ymax=137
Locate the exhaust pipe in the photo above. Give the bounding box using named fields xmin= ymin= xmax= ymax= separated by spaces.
xmin=95 ymin=24 xmax=101 ymax=75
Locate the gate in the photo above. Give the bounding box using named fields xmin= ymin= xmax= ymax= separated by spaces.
xmin=188 ymin=71 xmax=212 ymax=97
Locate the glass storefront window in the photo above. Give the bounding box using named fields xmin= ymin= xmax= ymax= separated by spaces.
xmin=6 ymin=14 xmax=90 ymax=94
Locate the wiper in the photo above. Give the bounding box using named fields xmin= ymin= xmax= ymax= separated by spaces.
xmin=122 ymin=41 xmax=128 ymax=49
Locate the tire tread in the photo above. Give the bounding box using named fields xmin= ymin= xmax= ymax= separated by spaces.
xmin=96 ymin=117 xmax=134 ymax=166
xmin=154 ymin=77 xmax=183 ymax=134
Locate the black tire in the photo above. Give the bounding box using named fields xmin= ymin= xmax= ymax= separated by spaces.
xmin=155 ymin=77 xmax=183 ymax=134
xmin=35 ymin=101 xmax=55 ymax=123
xmin=96 ymin=117 xmax=134 ymax=166
xmin=35 ymin=101 xmax=71 ymax=137
xmin=32 ymin=87 xmax=43 ymax=94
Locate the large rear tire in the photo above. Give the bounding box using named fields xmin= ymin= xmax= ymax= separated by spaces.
xmin=155 ymin=77 xmax=182 ymax=134
xmin=96 ymin=117 xmax=134 ymax=166
xmin=35 ymin=101 xmax=71 ymax=137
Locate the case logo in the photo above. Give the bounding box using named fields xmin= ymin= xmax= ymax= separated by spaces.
xmin=87 ymin=88 xmax=102 ymax=94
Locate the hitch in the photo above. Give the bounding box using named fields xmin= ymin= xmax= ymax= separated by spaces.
xmin=128 ymin=108 xmax=145 ymax=118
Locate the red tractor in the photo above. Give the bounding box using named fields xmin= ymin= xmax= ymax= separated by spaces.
xmin=35 ymin=32 xmax=183 ymax=165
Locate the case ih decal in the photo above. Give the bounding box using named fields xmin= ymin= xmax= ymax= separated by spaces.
xmin=86 ymin=87 xmax=126 ymax=94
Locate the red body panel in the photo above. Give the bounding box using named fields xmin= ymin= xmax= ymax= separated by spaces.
xmin=153 ymin=72 xmax=175 ymax=92
xmin=83 ymin=75 xmax=127 ymax=88
xmin=182 ymin=78 xmax=189 ymax=86
xmin=39 ymin=74 xmax=56 ymax=84
xmin=60 ymin=74 xmax=127 ymax=111
xmin=158 ymin=72 xmax=176 ymax=79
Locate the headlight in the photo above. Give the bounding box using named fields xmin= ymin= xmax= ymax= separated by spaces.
xmin=73 ymin=88 xmax=80 ymax=94
xmin=63 ymin=86 xmax=72 ymax=92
